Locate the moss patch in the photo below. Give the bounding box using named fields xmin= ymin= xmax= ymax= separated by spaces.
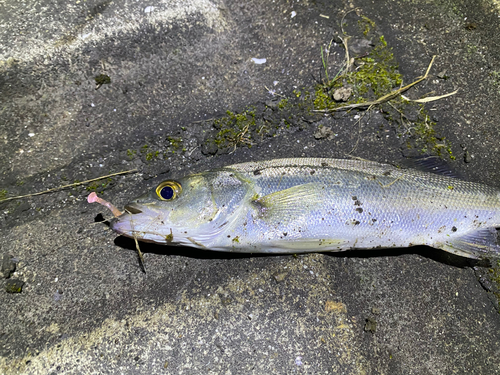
xmin=314 ymin=36 xmax=402 ymax=111
xmin=200 ymin=108 xmax=269 ymax=154
xmin=126 ymin=149 xmax=137 ymax=159
xmin=127 ymin=135 xmax=185 ymax=163
xmin=213 ymin=109 xmax=256 ymax=149
xmin=312 ymin=26 xmax=454 ymax=159
xmin=167 ymin=137 xmax=183 ymax=153
xmin=359 ymin=15 xmax=376 ymax=36
xmin=94 ymin=74 xmax=111 ymax=85
xmin=85 ymin=177 xmax=113 ymax=193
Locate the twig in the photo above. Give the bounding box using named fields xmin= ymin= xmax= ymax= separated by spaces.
xmin=191 ymin=118 xmax=215 ymax=124
xmin=347 ymin=105 xmax=373 ymax=155
xmin=378 ymin=173 xmax=404 ymax=188
xmin=125 ymin=208 xmax=147 ymax=275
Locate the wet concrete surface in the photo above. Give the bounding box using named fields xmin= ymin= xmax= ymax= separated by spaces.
xmin=1 ymin=0 xmax=500 ymax=373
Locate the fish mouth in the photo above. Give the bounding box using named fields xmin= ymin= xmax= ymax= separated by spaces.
xmin=109 ymin=203 xmax=145 ymax=236
xmin=109 ymin=205 xmax=179 ymax=245
xmin=123 ymin=204 xmax=143 ymax=214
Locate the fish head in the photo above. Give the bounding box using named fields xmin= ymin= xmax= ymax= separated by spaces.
xmin=110 ymin=170 xmax=251 ymax=247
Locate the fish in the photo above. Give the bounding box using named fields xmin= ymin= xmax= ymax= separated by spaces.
xmin=94 ymin=158 xmax=500 ymax=259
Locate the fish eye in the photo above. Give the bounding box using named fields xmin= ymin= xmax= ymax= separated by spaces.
xmin=155 ymin=181 xmax=182 ymax=201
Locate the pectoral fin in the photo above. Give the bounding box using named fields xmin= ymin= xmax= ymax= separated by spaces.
xmin=251 ymin=183 xmax=324 ymax=219
xmin=436 ymin=228 xmax=500 ymax=259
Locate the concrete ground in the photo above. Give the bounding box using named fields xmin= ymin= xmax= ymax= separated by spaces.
xmin=1 ymin=0 xmax=500 ymax=373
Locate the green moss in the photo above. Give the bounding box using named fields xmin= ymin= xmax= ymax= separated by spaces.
xmin=358 ymin=15 xmax=376 ymax=36
xmin=85 ymin=177 xmax=112 ymax=193
xmin=145 ymin=150 xmax=161 ymax=160
xmin=167 ymin=137 xmax=182 ymax=150
xmin=350 ymin=36 xmax=401 ymax=97
xmin=314 ymin=35 xmax=402 ymax=111
xmin=94 ymin=74 xmax=111 ymax=85
xmin=278 ymin=99 xmax=288 ymax=109
xmin=314 ymin=87 xmax=334 ymax=111
xmin=140 ymin=145 xmax=148 ymax=153
xmin=5 ymin=280 xmax=24 ymax=293
xmin=410 ymin=107 xmax=454 ymax=158
xmin=127 ymin=149 xmax=137 ymax=159
xmin=211 ymin=108 xmax=257 ymax=150
xmin=0 ymin=189 xmax=7 ymax=201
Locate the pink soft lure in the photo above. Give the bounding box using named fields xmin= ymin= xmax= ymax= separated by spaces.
xmin=87 ymin=192 xmax=122 ymax=217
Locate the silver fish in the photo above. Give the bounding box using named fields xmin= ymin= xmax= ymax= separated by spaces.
xmin=108 ymin=158 xmax=500 ymax=259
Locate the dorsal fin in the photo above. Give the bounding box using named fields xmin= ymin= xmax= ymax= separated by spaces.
xmin=403 ymin=156 xmax=462 ymax=179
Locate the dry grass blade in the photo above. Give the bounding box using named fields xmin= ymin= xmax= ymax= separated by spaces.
xmin=401 ymin=89 xmax=458 ymax=103
xmin=0 ymin=169 xmax=137 ymax=202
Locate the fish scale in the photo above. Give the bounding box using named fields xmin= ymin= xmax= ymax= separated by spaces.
xmin=109 ymin=158 xmax=500 ymax=259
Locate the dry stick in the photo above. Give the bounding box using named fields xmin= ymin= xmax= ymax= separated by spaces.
xmin=347 ymin=105 xmax=373 ymax=155
xmin=134 ymin=235 xmax=147 ymax=275
xmin=0 ymin=169 xmax=138 ymax=202
xmin=125 ymin=208 xmax=147 ymax=275
xmin=191 ymin=118 xmax=215 ymax=124
xmin=314 ymin=55 xmax=438 ymax=113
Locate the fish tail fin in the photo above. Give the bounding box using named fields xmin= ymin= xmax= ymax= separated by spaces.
xmin=436 ymin=228 xmax=500 ymax=259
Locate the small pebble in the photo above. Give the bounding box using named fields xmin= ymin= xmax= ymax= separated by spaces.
xmin=273 ymin=272 xmax=288 ymax=283
xmin=0 ymin=255 xmax=16 ymax=279
xmin=5 ymin=279 xmax=24 ymax=293
xmin=364 ymin=317 xmax=377 ymax=333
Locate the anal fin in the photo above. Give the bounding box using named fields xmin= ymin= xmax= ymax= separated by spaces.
xmin=436 ymin=228 xmax=500 ymax=259
xmin=269 ymin=238 xmax=350 ymax=253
